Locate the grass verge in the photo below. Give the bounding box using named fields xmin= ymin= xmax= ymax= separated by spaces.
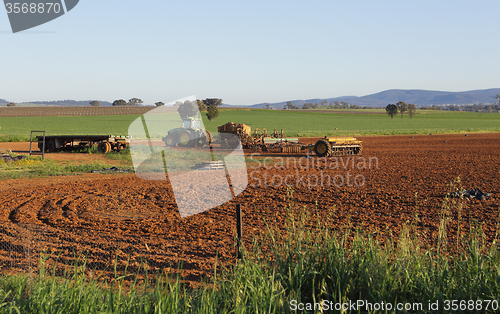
xmin=0 ymin=191 xmax=498 ymax=313
xmin=0 ymin=156 xmax=133 ymax=179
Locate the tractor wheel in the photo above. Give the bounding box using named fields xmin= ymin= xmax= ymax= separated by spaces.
xmin=178 ymin=130 xmax=195 ymax=147
xmin=164 ymin=134 xmax=176 ymax=147
xmin=314 ymin=139 xmax=332 ymax=157
xmin=46 ymin=140 xmax=56 ymax=152
xmin=97 ymin=142 xmax=109 ymax=154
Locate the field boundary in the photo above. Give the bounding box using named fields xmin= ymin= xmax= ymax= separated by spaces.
xmin=0 ymin=106 xmax=155 ymax=117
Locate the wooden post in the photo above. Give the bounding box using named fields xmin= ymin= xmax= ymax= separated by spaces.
xmin=236 ymin=204 xmax=243 ymax=259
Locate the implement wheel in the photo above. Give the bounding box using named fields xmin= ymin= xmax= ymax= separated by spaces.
xmin=314 ymin=139 xmax=332 ymax=157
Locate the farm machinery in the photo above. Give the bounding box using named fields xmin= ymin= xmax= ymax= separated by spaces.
xmin=162 ymin=117 xmax=211 ymax=147
xmin=309 ymin=137 xmax=362 ymax=157
xmin=215 ymin=122 xmax=363 ymax=156
xmin=159 ymin=118 xmax=363 ymax=157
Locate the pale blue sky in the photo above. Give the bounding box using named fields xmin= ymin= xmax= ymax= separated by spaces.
xmin=1 ymin=0 xmax=499 ymax=106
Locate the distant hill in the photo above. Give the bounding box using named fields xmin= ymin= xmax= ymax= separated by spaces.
xmin=0 ymin=99 xmax=8 ymax=105
xmin=252 ymin=88 xmax=500 ymax=109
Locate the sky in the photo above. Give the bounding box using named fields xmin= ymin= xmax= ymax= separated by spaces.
xmin=1 ymin=0 xmax=499 ymax=106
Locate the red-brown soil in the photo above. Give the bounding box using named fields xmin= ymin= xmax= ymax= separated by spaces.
xmin=0 ymin=133 xmax=499 ymax=286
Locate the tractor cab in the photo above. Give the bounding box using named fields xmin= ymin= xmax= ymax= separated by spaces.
xmin=182 ymin=118 xmax=201 ymax=129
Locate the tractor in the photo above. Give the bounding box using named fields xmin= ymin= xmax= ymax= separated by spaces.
xmin=162 ymin=117 xmax=211 ymax=147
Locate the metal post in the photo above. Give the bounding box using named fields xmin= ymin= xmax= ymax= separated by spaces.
xmin=42 ymin=132 xmax=45 ymax=160
xmin=29 ymin=131 xmax=33 ymax=155
xmin=29 ymin=131 xmax=45 ymax=159
xmin=236 ymin=204 xmax=243 ymax=259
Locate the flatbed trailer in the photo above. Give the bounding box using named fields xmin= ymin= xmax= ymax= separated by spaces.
xmin=34 ymin=134 xmax=129 ymax=153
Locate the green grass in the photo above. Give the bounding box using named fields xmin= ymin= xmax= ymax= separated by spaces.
xmin=0 ymin=114 xmax=142 ymax=141
xmin=0 ymin=156 xmax=132 ymax=179
xmin=202 ymin=109 xmax=500 ymax=136
xmin=1 ymin=109 xmax=499 ymax=142
xmin=0 ymin=187 xmax=499 ymax=313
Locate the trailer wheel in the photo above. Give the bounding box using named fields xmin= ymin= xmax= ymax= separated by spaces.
xmin=46 ymin=140 xmax=56 ymax=152
xmin=97 ymin=142 xmax=109 ymax=154
xmin=314 ymin=139 xmax=332 ymax=157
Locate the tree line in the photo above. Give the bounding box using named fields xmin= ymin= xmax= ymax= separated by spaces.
xmin=90 ymin=98 xmax=223 ymax=121
xmin=175 ymin=98 xmax=222 ymax=121
xmin=283 ymin=100 xmax=371 ymax=110
xmin=385 ymin=101 xmax=416 ymax=119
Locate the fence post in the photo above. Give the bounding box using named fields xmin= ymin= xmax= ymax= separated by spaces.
xmin=236 ymin=204 xmax=243 ymax=259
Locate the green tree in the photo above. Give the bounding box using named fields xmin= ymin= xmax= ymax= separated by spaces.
xmin=177 ymin=100 xmax=199 ymax=119
xmin=196 ymin=100 xmax=207 ymax=112
xmin=265 ymin=104 xmax=271 ymax=109
xmin=203 ymin=98 xmax=223 ymax=107
xmin=128 ymin=98 xmax=143 ymax=106
xmin=396 ymin=101 xmax=408 ymax=118
xmin=6 ymin=102 xmax=16 ymax=107
xmin=408 ymin=103 xmax=416 ymax=119
xmin=90 ymin=100 xmax=100 ymax=106
xmin=302 ymin=103 xmax=312 ymax=109
xmin=284 ymin=101 xmax=294 ymax=109
xmin=206 ymin=104 xmax=219 ymax=121
xmin=496 ymin=94 xmax=500 ymax=104
xmin=385 ymin=104 xmax=398 ymax=119
xmin=112 ymin=99 xmax=127 ymax=106
xmin=155 ymin=102 xmax=165 ymax=107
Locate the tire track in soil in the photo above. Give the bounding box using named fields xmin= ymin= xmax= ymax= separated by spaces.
xmin=0 ymin=133 xmax=499 ymax=286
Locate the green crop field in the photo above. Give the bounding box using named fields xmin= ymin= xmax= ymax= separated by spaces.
xmin=0 ymin=115 xmax=142 ymax=141
xmin=0 ymin=109 xmax=499 ymax=141
xmin=207 ymin=109 xmax=500 ymax=136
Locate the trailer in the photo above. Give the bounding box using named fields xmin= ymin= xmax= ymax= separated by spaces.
xmin=33 ymin=134 xmax=129 ymax=153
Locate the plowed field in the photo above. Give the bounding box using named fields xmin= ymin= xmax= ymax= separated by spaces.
xmin=1 ymin=133 xmax=499 ymax=286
